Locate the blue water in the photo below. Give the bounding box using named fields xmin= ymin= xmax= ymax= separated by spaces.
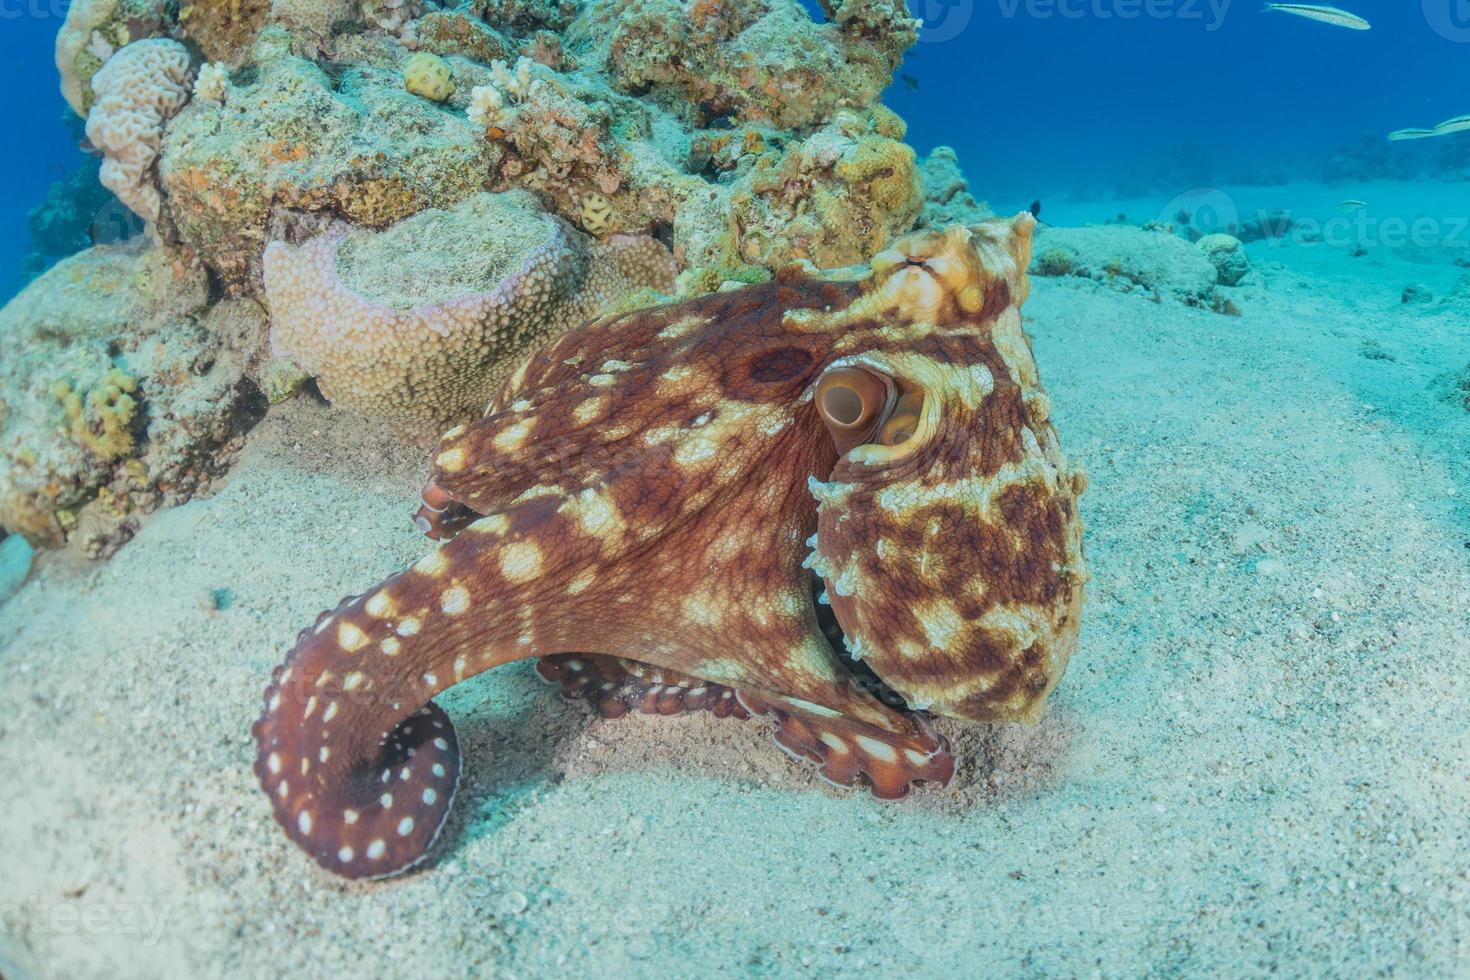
xmin=5 ymin=0 xmax=1468 ymax=301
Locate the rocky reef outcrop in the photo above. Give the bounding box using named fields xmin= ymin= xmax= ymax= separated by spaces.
xmin=0 ymin=241 xmax=261 ymax=554
xmin=1028 ymin=224 xmax=1228 ymax=309
xmin=16 ymin=0 xmax=995 ymax=552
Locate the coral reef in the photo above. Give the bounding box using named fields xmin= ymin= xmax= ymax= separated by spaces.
xmin=38 ymin=0 xmax=991 ymax=551
xmin=179 ymin=0 xmax=271 ymax=63
xmin=86 ymin=39 xmax=195 ymax=235
xmin=263 ymin=191 xmax=676 ymax=431
xmin=161 ymin=37 xmax=498 ymax=290
xmin=717 ymin=107 xmax=924 ymax=268
xmin=1029 ymin=224 xmax=1222 ymax=308
xmin=142 ymin=0 xmax=951 ymax=293
xmin=1196 ymin=233 xmax=1249 ymax=286
xmin=916 ymin=146 xmax=995 ymax=229
xmin=0 ymin=242 xmax=260 ymax=553
xmin=566 ymin=0 xmax=917 ymax=131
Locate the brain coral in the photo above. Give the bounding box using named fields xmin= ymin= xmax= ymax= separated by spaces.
xmin=85 ymin=39 xmax=194 ymax=233
xmin=263 ymin=191 xmax=677 ymax=431
xmin=55 ymin=0 xmax=169 ymax=116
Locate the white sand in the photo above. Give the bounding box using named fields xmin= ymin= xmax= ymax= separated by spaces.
xmin=2 ymin=191 xmax=1469 ymax=977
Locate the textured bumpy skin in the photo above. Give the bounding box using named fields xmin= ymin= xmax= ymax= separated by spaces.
xmin=253 ymin=216 xmax=1087 ymax=880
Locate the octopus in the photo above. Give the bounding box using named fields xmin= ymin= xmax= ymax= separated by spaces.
xmin=253 ymin=215 xmax=1088 ymax=880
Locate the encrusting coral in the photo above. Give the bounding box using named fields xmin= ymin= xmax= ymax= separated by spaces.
xmin=85 ymin=38 xmax=195 ymax=235
xmin=0 ymin=241 xmax=259 ymax=553
xmin=263 ymin=191 xmax=676 ymax=432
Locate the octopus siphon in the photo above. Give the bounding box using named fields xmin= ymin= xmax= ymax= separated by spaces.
xmin=253 ymin=214 xmax=1088 ymax=880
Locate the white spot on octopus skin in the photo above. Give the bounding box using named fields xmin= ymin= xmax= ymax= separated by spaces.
xmin=381 ymin=793 xmax=394 ymax=810
xmin=432 ymin=763 xmax=446 ymax=778
xmin=338 ymin=846 xmax=355 ymax=863
xmin=338 ymin=622 xmax=368 ymax=652
xmin=434 ymin=738 xmax=449 ymax=751
xmin=397 ymin=618 xmax=421 ymax=637
xmin=905 ymin=747 xmax=935 ymax=766
xmin=397 ymin=817 xmax=415 ymax=837
xmin=267 ymin=753 xmax=282 ymax=774
xmin=440 ymin=586 xmax=470 ymax=615
xmin=367 ymin=839 xmax=386 ymax=860
xmin=854 ymin=735 xmax=899 ymax=764
xmin=422 ymin=788 xmax=437 ymax=805
xmin=344 ymin=809 xmax=360 ymax=824
xmin=414 ymin=551 xmax=449 ymax=577
xmin=323 ymin=701 xmax=339 ymax=723
xmin=298 ymin=811 xmax=313 ymax=835
xmin=319 ymin=746 xmax=331 ymax=763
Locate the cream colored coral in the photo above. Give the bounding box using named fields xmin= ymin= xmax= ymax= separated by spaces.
xmin=262 ymin=193 xmax=677 ymax=430
xmin=467 ymin=84 xmax=510 ymax=130
xmin=85 ymin=39 xmax=194 ymax=232
xmin=194 ymin=62 xmax=229 ymax=104
xmin=56 ymin=0 xmax=124 ymax=115
xmin=364 ymin=0 xmax=422 ymax=36
xmin=490 ymin=57 xmax=535 ymax=100
xmin=466 ymin=58 xmax=537 ymax=132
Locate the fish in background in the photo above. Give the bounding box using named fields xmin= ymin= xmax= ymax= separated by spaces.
xmin=1433 ymin=114 xmax=1470 ymax=136
xmin=1387 ymin=128 xmax=1439 ymax=142
xmin=1262 ymin=3 xmax=1371 ymax=30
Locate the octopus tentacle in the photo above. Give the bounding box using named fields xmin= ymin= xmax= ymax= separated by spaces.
xmin=536 ymin=654 xmax=748 ymax=720
xmin=739 ymin=691 xmax=954 ymax=799
xmin=253 ymin=498 xmax=589 ymax=879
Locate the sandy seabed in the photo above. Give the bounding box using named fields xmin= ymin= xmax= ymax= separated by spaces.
xmin=2 ymin=186 xmax=1469 ymax=978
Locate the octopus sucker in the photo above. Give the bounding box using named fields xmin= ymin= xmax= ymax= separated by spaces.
xmin=254 ymin=214 xmax=1086 ymax=880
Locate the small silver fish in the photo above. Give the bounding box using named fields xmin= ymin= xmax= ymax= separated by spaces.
xmin=1337 ymin=200 xmax=1367 ymax=212
xmin=1432 ymin=114 xmax=1470 ymax=135
xmin=1263 ymin=3 xmax=1371 ymax=29
xmin=1387 ymin=128 xmax=1439 ymax=141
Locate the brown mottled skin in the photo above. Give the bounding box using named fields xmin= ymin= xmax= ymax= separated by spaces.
xmin=253 ymin=215 xmax=1088 ymax=880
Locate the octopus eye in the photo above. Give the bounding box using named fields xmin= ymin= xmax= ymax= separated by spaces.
xmin=816 ymin=367 xmax=891 ymax=451
xmin=878 ymin=392 xmax=924 ymax=446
